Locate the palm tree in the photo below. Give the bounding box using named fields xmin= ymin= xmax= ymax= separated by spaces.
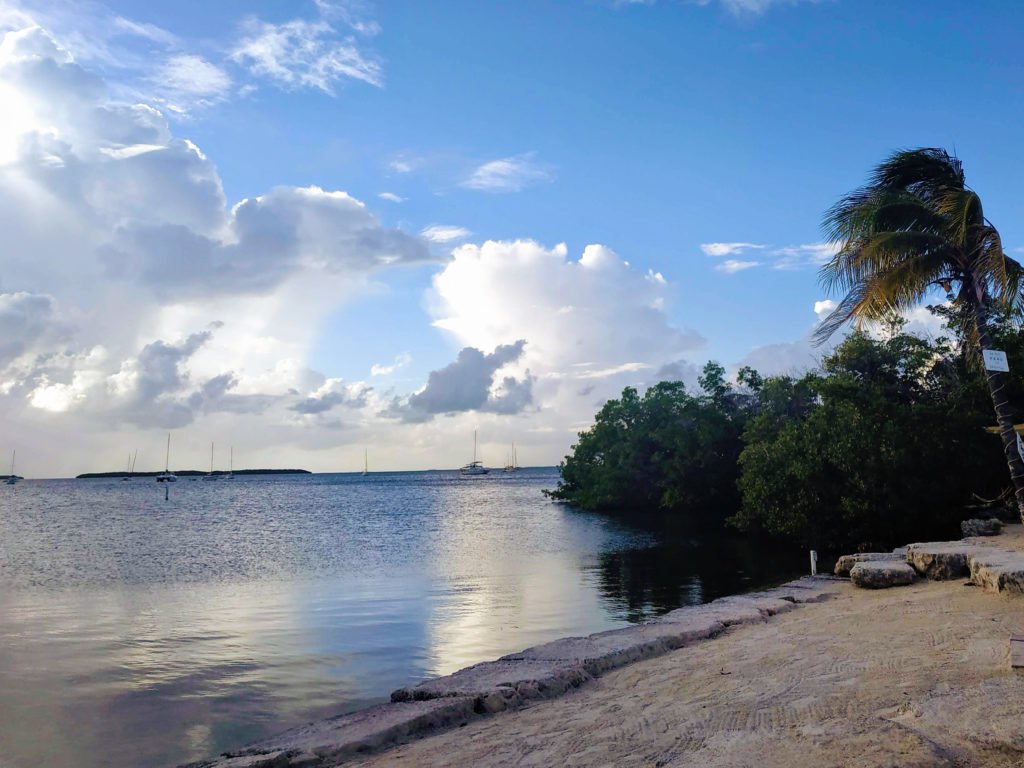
xmin=815 ymin=147 xmax=1024 ymax=519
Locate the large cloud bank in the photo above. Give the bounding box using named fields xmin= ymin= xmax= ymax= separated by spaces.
xmin=0 ymin=22 xmax=710 ymax=475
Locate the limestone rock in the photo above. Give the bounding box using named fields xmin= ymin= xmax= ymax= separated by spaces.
xmin=390 ymin=659 xmax=590 ymax=709
xmin=760 ymin=576 xmax=844 ymax=604
xmin=961 ymin=518 xmax=1002 ymax=538
xmin=502 ymin=614 xmax=724 ymax=676
xmin=834 ymin=552 xmax=903 ymax=577
xmin=906 ymin=542 xmax=975 ymax=580
xmin=968 ymin=549 xmax=1024 ymax=594
xmin=849 ymin=561 xmax=916 ymax=589
xmin=183 ymin=698 xmax=478 ymax=767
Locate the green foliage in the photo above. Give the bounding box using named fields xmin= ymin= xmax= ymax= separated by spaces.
xmin=733 ymin=331 xmax=1004 ymax=550
xmin=816 ymin=147 xmax=1024 ymax=349
xmin=551 ymin=326 xmax=1017 ymax=551
xmin=546 ymin=362 xmax=749 ymax=528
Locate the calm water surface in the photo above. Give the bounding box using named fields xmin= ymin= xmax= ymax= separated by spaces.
xmin=0 ymin=469 xmax=804 ymax=767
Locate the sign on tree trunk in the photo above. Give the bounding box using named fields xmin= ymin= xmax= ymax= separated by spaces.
xmin=984 ymin=349 xmax=1010 ymax=372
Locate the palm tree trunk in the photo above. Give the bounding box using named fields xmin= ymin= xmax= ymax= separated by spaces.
xmin=974 ymin=303 xmax=1024 ymax=522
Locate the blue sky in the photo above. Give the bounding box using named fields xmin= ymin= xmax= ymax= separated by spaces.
xmin=175 ymin=0 xmax=1024 ymax=368
xmin=2 ymin=0 xmax=1023 ymax=474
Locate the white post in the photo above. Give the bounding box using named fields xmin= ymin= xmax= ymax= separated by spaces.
xmin=810 ymin=550 xmax=818 ymax=576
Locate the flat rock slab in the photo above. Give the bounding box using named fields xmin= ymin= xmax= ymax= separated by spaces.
xmin=906 ymin=541 xmax=978 ymax=580
xmin=850 ymin=561 xmax=916 ymax=589
xmin=757 ymin=576 xmax=844 ymax=604
xmin=502 ymin=614 xmax=725 ymax=676
xmin=834 ymin=552 xmax=904 ymax=577
xmin=185 ymin=698 xmax=478 ymax=768
xmin=390 ymin=659 xmax=590 ymax=711
xmin=655 ymin=592 xmax=802 ymax=630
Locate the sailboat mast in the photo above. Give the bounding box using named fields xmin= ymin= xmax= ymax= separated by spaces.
xmin=230 ymin=446 xmax=233 ymax=473
xmin=165 ymin=434 xmax=170 ymax=472
xmin=473 ymin=430 xmax=478 ymax=462
xmin=210 ymin=441 xmax=214 ymax=474
xmin=364 ymin=448 xmax=368 ymax=474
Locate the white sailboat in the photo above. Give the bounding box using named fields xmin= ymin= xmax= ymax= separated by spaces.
xmin=202 ymin=442 xmax=218 ymax=480
xmin=362 ymin=448 xmax=368 ymax=476
xmin=224 ymin=447 xmax=235 ymax=480
xmin=4 ymin=450 xmax=18 ymax=484
xmin=156 ymin=434 xmax=177 ymax=483
xmin=459 ymin=430 xmax=489 ymax=476
xmin=503 ymin=443 xmax=519 ymax=472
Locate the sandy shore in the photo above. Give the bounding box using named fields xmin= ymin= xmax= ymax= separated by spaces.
xmin=349 ymin=533 xmax=1024 ymax=767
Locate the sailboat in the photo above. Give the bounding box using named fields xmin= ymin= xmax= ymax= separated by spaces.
xmin=362 ymin=448 xmax=368 ymax=476
xmin=503 ymin=443 xmax=519 ymax=472
xmin=224 ymin=447 xmax=235 ymax=480
xmin=122 ymin=452 xmax=132 ymax=480
xmin=459 ymin=430 xmax=489 ymax=476
xmin=4 ymin=450 xmax=18 ymax=484
xmin=202 ymin=442 xmax=218 ymax=480
xmin=156 ymin=434 xmax=177 ymax=483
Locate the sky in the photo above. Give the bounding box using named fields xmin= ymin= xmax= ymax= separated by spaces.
xmin=2 ymin=0 xmax=1024 ymax=477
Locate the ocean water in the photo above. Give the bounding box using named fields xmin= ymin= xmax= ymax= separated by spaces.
xmin=0 ymin=470 xmax=804 ymax=767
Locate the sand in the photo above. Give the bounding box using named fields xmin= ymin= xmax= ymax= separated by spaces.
xmin=349 ymin=535 xmax=1024 ymax=767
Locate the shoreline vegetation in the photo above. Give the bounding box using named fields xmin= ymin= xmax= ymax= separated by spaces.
xmin=74 ymin=469 xmax=312 ymax=479
xmin=545 ymin=323 xmax=1024 ymax=552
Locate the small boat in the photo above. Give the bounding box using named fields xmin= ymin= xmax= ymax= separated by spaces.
xmin=121 ymin=449 xmax=137 ymax=481
xmin=202 ymin=442 xmax=218 ymax=480
xmin=224 ymin=447 xmax=235 ymax=480
xmin=503 ymin=443 xmax=519 ymax=472
xmin=362 ymin=448 xmax=368 ymax=476
xmin=4 ymin=450 xmax=18 ymax=485
xmin=156 ymin=434 xmax=178 ymax=483
xmin=460 ymin=431 xmax=489 ymax=476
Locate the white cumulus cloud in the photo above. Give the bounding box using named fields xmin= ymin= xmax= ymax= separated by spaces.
xmin=0 ymin=22 xmax=438 ymax=472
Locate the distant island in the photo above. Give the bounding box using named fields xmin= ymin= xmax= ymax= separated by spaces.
xmin=75 ymin=469 xmax=312 ymax=479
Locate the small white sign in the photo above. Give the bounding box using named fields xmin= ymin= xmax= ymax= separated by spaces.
xmin=984 ymin=349 xmax=1010 ymax=372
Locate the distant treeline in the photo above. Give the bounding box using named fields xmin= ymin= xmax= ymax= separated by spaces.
xmin=547 ymin=315 xmax=1024 ymax=552
xmin=76 ymin=469 xmax=312 ymax=479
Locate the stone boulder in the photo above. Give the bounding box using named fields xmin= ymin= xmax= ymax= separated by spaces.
xmin=961 ymin=518 xmax=1002 ymax=538
xmin=906 ymin=542 xmax=975 ymax=580
xmin=834 ymin=551 xmax=904 ymax=577
xmin=849 ymin=561 xmax=916 ymax=589
xmin=968 ymin=549 xmax=1024 ymax=594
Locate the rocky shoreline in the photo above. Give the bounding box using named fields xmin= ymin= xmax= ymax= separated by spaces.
xmin=185 ymin=576 xmax=842 ymax=767
xmin=188 ymin=523 xmax=1024 ymax=768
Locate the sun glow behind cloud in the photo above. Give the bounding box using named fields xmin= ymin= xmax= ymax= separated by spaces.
xmin=0 ymin=80 xmax=36 ymax=163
